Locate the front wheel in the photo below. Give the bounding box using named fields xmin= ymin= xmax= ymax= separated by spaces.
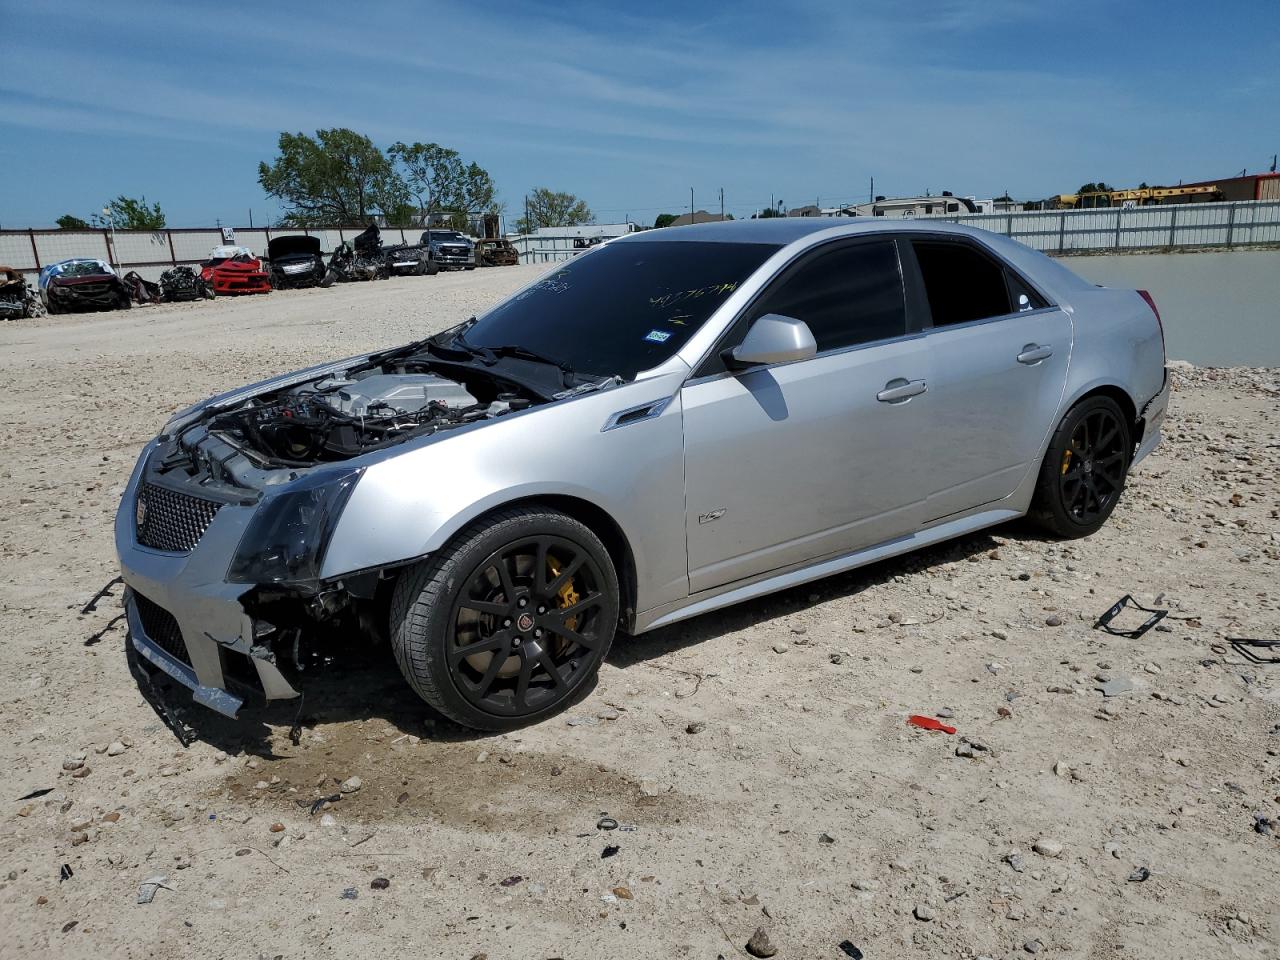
xmin=389 ymin=506 xmax=618 ymax=730
xmin=1029 ymin=395 xmax=1131 ymax=538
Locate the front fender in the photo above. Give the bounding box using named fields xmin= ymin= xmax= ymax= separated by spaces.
xmin=319 ymin=373 xmax=691 ymax=612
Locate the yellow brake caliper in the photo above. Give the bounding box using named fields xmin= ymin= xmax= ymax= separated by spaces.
xmin=547 ymin=556 xmax=580 ymax=630
xmin=1061 ymin=448 xmax=1073 ymax=475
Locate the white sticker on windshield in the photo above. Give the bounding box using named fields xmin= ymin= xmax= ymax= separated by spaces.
xmin=644 ymin=329 xmax=672 ymax=343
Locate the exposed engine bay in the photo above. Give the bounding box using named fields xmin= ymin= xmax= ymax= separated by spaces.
xmin=206 ymin=362 xmax=535 ymax=466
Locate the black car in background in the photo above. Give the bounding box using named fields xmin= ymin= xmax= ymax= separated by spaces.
xmin=266 ymin=235 xmax=326 ymax=288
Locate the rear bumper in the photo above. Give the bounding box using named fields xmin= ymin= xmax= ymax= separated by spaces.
xmin=1133 ymin=367 xmax=1171 ymax=466
xmin=115 ymin=444 xmax=299 ymax=718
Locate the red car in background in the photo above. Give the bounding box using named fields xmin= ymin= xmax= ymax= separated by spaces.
xmin=200 ymin=245 xmax=271 ymax=295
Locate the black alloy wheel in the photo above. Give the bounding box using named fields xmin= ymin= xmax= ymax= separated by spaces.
xmin=448 ymin=535 xmax=608 ymax=717
xmin=1058 ymin=407 xmax=1127 ymax=523
xmin=1031 ymin=395 xmax=1132 ymax=538
xmin=390 ymin=507 xmax=618 ymax=730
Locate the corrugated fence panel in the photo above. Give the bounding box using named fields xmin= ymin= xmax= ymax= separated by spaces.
xmin=944 ymin=200 xmax=1280 ymax=253
xmin=110 ymin=231 xmax=173 ymax=267
xmin=5 ymin=203 xmax=1279 ymax=280
xmin=169 ymin=230 xmax=222 ymax=262
xmin=0 ymin=232 xmax=38 ymax=270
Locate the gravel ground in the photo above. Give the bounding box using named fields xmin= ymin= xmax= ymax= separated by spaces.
xmin=1 ymin=266 xmax=1277 ymax=960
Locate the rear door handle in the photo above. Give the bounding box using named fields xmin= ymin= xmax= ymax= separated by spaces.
xmin=876 ymin=378 xmax=928 ymax=403
xmin=1017 ymin=344 xmax=1053 ymax=364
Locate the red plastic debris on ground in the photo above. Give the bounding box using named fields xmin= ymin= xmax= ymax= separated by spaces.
xmin=907 ymin=714 xmax=956 ymax=735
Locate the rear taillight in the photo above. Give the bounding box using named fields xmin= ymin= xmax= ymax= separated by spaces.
xmin=1137 ymin=289 xmax=1164 ymax=359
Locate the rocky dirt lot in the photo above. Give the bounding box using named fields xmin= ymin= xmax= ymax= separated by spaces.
xmin=0 ymin=266 xmax=1277 ymax=960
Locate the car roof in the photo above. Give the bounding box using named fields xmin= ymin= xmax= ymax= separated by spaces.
xmin=618 ymin=216 xmax=1005 ymax=245
xmin=612 ymin=216 xmax=1094 ymax=299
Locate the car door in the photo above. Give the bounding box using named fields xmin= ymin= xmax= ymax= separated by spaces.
xmin=903 ymin=237 xmax=1072 ymax=522
xmin=680 ymin=238 xmax=933 ymax=594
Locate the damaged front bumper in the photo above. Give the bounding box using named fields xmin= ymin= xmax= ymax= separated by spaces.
xmin=114 ymin=443 xmax=300 ymax=718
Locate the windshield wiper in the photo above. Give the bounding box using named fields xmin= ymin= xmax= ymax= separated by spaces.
xmin=449 ymin=332 xmax=574 ymax=377
xmin=484 ymin=344 xmax=574 ymax=375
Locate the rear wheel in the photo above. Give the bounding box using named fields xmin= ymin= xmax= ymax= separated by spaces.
xmin=390 ymin=507 xmax=618 ymax=730
xmin=1030 ymin=395 xmax=1131 ymax=538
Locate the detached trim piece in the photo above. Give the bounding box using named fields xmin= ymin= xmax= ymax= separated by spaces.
xmin=1093 ymin=594 xmax=1167 ymax=638
xmin=602 ymin=397 xmax=672 ymax=432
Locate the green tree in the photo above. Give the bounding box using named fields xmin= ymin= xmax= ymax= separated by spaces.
xmin=460 ymin=162 xmax=498 ymax=216
xmin=98 ymin=195 xmax=166 ymax=230
xmin=387 ymin=141 xmax=464 ymax=222
xmin=259 ymin=129 xmax=405 ymax=225
xmin=57 ymin=214 xmax=90 ymax=230
xmin=1076 ymin=182 xmax=1115 ymax=195
xmin=516 ymin=187 xmax=592 ymax=233
xmin=382 ymin=201 xmax=418 ymax=228
xmin=653 ymin=213 xmax=677 ymax=229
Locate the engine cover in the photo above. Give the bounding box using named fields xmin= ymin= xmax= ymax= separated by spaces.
xmin=322 ymin=373 xmax=477 ymax=417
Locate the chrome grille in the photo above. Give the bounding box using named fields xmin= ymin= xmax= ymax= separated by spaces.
xmin=136 ymin=483 xmax=222 ymax=553
xmin=133 ymin=593 xmax=190 ymax=666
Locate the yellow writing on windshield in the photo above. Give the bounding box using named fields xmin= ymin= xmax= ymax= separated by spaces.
xmin=649 ymin=281 xmax=738 ymax=310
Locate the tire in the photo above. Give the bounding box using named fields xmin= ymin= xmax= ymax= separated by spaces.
xmin=320 ymin=269 xmax=337 ymax=289
xmin=1029 ymin=395 xmax=1132 ymax=538
xmin=44 ymin=297 xmax=59 ymax=316
xmin=390 ymin=506 xmax=619 ymax=731
xmin=425 ymin=258 xmax=439 ymax=276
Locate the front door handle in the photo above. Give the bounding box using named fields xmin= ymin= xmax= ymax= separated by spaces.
xmin=1017 ymin=344 xmax=1053 ymax=365
xmin=876 ymin=378 xmax=928 ymax=403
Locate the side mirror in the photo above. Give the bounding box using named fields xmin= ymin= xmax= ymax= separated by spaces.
xmin=723 ymin=314 xmax=818 ymax=369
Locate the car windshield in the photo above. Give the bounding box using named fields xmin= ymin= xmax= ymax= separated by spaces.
xmin=464 ymin=240 xmax=779 ymax=380
xmin=430 ymin=231 xmax=466 ymax=242
xmin=56 ymin=260 xmax=112 ymax=278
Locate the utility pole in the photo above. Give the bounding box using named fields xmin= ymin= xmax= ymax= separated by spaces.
xmin=770 ymin=193 xmax=774 ymax=216
xmin=690 ymin=187 xmax=694 ymax=223
xmin=719 ymin=187 xmax=724 ymax=221
xmin=249 ymin=209 xmax=254 ymax=228
xmin=870 ymin=176 xmax=874 ymax=203
xmin=101 ymin=205 xmax=118 ymax=273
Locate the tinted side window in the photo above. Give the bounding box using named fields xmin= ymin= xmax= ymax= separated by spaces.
xmin=751 ymin=241 xmax=906 ymax=353
xmin=912 ymin=241 xmax=1011 ymax=326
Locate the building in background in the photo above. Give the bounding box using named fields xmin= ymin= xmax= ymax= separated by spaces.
xmin=1049 ymin=172 xmax=1280 ymax=210
xmin=667 ymin=210 xmax=727 ymax=227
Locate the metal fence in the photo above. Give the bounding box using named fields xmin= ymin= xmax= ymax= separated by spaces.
xmin=6 ymin=200 xmax=1279 ymax=280
xmin=0 ymin=225 xmax=428 ymax=283
xmin=938 ymin=199 xmax=1280 ymax=253
xmin=510 ymin=235 xmax=585 ymax=264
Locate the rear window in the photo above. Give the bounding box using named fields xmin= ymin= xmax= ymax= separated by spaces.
xmin=912 ymin=240 xmax=1011 ymax=326
xmin=467 ymin=240 xmax=779 ymax=379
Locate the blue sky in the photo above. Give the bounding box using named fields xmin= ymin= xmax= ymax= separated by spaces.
xmin=1 ymin=0 xmax=1276 ymax=228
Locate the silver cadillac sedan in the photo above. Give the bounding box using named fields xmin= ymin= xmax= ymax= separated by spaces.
xmin=116 ymin=218 xmax=1169 ymax=730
